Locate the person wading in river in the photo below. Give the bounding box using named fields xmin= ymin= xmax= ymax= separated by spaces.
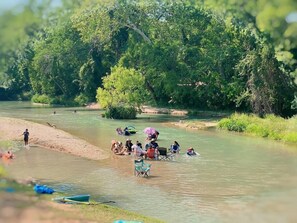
xmin=22 ymin=129 xmax=30 ymax=146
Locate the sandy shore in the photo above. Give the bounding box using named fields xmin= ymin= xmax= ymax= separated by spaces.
xmin=0 ymin=117 xmax=108 ymax=160
xmin=168 ymin=120 xmax=218 ymax=130
xmin=0 ymin=192 xmax=91 ymax=223
xmin=86 ymin=103 xmax=188 ymax=115
xmin=141 ymin=106 xmax=188 ymax=115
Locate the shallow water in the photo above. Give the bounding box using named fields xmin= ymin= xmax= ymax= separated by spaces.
xmin=1 ymin=101 xmax=297 ymax=222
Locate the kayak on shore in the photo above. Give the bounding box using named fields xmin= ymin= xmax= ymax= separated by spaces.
xmin=53 ymin=194 xmax=90 ymax=204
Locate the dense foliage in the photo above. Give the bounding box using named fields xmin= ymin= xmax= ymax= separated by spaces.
xmin=97 ymin=66 xmax=150 ymax=108
xmin=218 ymin=113 xmax=297 ymax=143
xmin=103 ymin=106 xmax=138 ymax=119
xmin=0 ymin=0 xmax=297 ymax=117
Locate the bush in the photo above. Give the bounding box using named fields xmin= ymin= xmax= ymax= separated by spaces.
xmin=282 ymin=132 xmax=297 ymax=143
xmin=74 ymin=94 xmax=89 ymax=106
xmin=246 ymin=123 xmax=269 ymax=137
xmin=218 ymin=114 xmax=249 ymax=132
xmin=31 ymin=94 xmax=78 ymax=106
xmin=104 ymin=106 xmax=137 ymax=119
xmin=31 ymin=94 xmax=51 ymax=104
xmin=218 ymin=118 xmax=233 ymax=129
xmin=218 ymin=113 xmax=297 ymax=144
xmin=267 ymin=131 xmax=282 ymax=140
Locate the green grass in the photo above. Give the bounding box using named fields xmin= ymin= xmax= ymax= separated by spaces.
xmin=44 ymin=191 xmax=164 ymax=223
xmin=0 ymin=140 xmax=14 ymax=148
xmin=0 ymin=165 xmax=6 ymax=178
xmin=218 ymin=113 xmax=297 ymax=144
xmin=79 ymin=202 xmax=164 ymax=223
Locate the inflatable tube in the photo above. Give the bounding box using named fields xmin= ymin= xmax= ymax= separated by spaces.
xmin=125 ymin=126 xmax=137 ymax=134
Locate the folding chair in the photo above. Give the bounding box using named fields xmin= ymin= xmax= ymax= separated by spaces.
xmin=134 ymin=159 xmax=151 ymax=177
xmin=157 ymin=147 xmax=174 ymax=161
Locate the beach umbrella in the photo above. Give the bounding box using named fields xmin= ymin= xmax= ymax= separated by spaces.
xmin=143 ymin=127 xmax=156 ymax=135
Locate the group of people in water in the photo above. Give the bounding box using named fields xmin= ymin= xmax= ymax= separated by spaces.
xmin=112 ymin=127 xmax=198 ymax=158
xmin=111 ymin=139 xmax=147 ymax=156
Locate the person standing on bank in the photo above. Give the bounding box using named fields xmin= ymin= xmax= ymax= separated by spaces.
xmin=22 ymin=129 xmax=29 ymax=146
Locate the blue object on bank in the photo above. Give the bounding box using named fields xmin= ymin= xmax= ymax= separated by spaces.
xmin=34 ymin=184 xmax=55 ymax=194
xmin=5 ymin=187 xmax=15 ymax=193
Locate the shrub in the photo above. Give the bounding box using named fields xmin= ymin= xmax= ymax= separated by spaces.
xmin=104 ymin=106 xmax=137 ymax=119
xmin=218 ymin=118 xmax=233 ymax=129
xmin=218 ymin=113 xmax=297 ymax=144
xmin=246 ymin=123 xmax=269 ymax=137
xmin=31 ymin=94 xmax=78 ymax=106
xmin=282 ymin=132 xmax=297 ymax=143
xmin=74 ymin=94 xmax=89 ymax=106
xmin=218 ymin=114 xmax=249 ymax=132
xmin=267 ymin=131 xmax=282 ymax=140
xmin=31 ymin=94 xmax=51 ymax=104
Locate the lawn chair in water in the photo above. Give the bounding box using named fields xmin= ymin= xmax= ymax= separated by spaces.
xmin=157 ymin=147 xmax=174 ymax=161
xmin=134 ymin=159 xmax=151 ymax=177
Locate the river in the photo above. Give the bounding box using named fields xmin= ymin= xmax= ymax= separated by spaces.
xmin=1 ymin=101 xmax=297 ymax=223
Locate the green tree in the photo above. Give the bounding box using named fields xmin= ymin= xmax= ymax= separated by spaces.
xmin=96 ymin=66 xmax=150 ymax=108
xmin=74 ymin=0 xmax=295 ymax=116
xmin=30 ymin=19 xmax=89 ymax=103
xmin=202 ymin=0 xmax=297 ymax=79
xmin=0 ymin=1 xmax=45 ymax=89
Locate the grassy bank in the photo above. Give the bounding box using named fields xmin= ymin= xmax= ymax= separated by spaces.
xmin=218 ymin=113 xmax=297 ymax=143
xmin=0 ymin=166 xmax=163 ymax=223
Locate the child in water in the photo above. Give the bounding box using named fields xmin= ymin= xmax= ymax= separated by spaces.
xmin=1 ymin=151 xmax=15 ymax=159
xmin=186 ymin=147 xmax=196 ymax=156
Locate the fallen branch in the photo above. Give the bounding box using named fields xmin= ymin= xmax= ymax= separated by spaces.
xmin=46 ymin=122 xmax=56 ymax=128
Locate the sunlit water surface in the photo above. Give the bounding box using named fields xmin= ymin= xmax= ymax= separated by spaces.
xmin=1 ymin=102 xmax=297 ymax=223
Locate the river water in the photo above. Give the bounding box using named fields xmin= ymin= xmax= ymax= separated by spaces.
xmin=1 ymin=102 xmax=297 ymax=223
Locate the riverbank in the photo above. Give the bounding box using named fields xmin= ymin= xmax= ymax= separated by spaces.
xmin=218 ymin=113 xmax=297 ymax=144
xmin=0 ymin=178 xmax=163 ymax=223
xmin=86 ymin=103 xmax=220 ymax=130
xmin=168 ymin=120 xmax=218 ymax=130
xmin=0 ymin=117 xmax=108 ymax=160
xmin=0 ymin=116 xmax=162 ymax=222
xmin=86 ymin=103 xmax=188 ymax=115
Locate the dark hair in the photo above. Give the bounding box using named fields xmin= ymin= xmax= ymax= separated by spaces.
xmin=174 ymin=141 xmax=180 ymax=146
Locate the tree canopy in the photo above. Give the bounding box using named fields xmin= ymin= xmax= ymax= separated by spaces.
xmin=0 ymin=0 xmax=296 ymax=117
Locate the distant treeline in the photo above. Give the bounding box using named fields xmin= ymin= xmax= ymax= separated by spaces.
xmin=0 ymin=0 xmax=297 ymax=117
